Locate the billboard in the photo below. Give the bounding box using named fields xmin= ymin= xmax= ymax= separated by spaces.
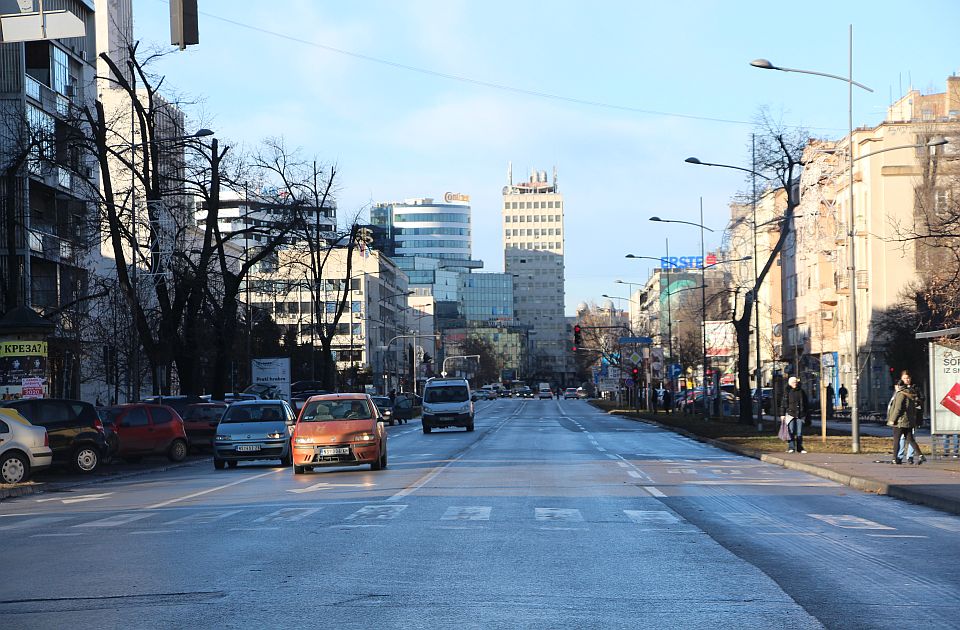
xmin=928 ymin=342 xmax=960 ymax=433
xmin=0 ymin=341 xmax=47 ymax=399
xmin=705 ymin=321 xmax=736 ymax=357
xmin=251 ymin=358 xmax=291 ymax=402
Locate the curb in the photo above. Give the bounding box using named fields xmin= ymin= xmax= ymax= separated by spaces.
xmin=0 ymin=482 xmax=41 ymax=501
xmin=599 ymin=406 xmax=960 ymax=517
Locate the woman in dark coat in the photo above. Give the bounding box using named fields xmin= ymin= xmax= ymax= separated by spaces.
xmin=780 ymin=376 xmax=809 ymax=453
xmin=887 ymin=370 xmax=925 ymax=465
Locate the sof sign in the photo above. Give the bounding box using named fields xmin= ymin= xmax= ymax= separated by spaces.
xmin=444 ymin=192 xmax=470 ymax=203
xmin=0 ymin=341 xmax=47 ymax=399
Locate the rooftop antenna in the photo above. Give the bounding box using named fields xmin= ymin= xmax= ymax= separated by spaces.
xmin=507 ymin=161 xmax=513 ymax=186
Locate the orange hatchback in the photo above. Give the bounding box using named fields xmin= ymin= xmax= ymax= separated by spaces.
xmin=292 ymin=394 xmax=387 ymax=474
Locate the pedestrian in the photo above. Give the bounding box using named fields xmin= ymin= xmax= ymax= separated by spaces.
xmin=886 ymin=370 xmax=925 ymax=465
xmin=663 ymin=389 xmax=673 ymax=414
xmin=651 ymin=386 xmax=659 ymax=413
xmin=838 ymin=384 xmax=848 ymax=410
xmin=780 ymin=376 xmax=809 ymax=454
xmin=389 ymin=389 xmax=396 ymax=404
xmin=825 ymin=384 xmax=835 ymax=420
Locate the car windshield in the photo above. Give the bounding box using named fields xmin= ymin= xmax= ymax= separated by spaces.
xmin=424 ymin=385 xmax=468 ymax=403
xmin=300 ymin=399 xmax=373 ymax=422
xmin=370 ymin=397 xmax=391 ymax=410
xmin=220 ymin=404 xmax=285 ymax=423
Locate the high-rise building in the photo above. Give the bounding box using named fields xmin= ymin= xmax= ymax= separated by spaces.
xmin=371 ymin=195 xmax=480 ymax=271
xmin=502 ymin=165 xmax=571 ymax=385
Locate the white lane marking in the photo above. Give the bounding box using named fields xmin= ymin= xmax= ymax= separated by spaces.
xmin=346 ymin=505 xmax=407 ymax=521
xmin=441 ymin=506 xmax=491 ymax=521
xmin=907 ymin=516 xmax=960 ymax=532
xmin=164 ymin=510 xmax=242 ymax=525
xmin=596 ymin=447 xmax=607 ymax=452
xmin=335 ymin=524 xmax=386 ymax=528
xmin=616 ymin=462 xmax=629 ymax=468
xmin=31 ymin=533 xmax=82 ymax=537
xmin=624 ymin=510 xmax=680 ymax=525
xmin=0 ymin=516 xmax=70 ymax=531
xmin=287 ymin=482 xmax=373 ymax=494
xmin=535 ymin=508 xmax=583 ymax=522
xmin=642 ymin=486 xmax=666 ymax=498
xmin=129 ymin=530 xmax=182 ymax=535
xmin=605 ymin=453 xmax=619 ymax=460
xmin=255 ymin=508 xmax=320 ymax=523
xmin=628 ymin=471 xmax=643 ymax=478
xmin=146 ymin=470 xmax=283 ymax=509
xmin=36 ymin=492 xmax=113 ymax=504
xmin=867 ymin=534 xmax=928 ymax=538
xmin=809 ymin=514 xmax=895 ymax=530
xmin=73 ymin=513 xmax=155 ymax=528
xmin=229 ymin=527 xmax=280 ymax=531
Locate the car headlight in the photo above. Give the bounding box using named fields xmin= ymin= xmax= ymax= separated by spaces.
xmin=266 ymin=431 xmax=285 ymax=439
xmin=354 ymin=432 xmax=376 ymax=442
xmin=294 ymin=436 xmax=315 ymax=445
xmin=214 ymin=434 xmax=231 ymax=441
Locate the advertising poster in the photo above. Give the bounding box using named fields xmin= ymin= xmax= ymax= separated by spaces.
xmin=929 ymin=342 xmax=960 ymax=434
xmin=705 ymin=321 xmax=736 ymax=357
xmin=0 ymin=340 xmax=47 ymax=399
xmin=251 ymin=357 xmax=291 ymax=402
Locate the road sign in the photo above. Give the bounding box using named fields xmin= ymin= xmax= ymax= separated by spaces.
xmin=624 ymin=378 xmax=634 ymax=387
xmin=629 ymin=352 xmax=643 ymax=366
xmin=619 ymin=336 xmax=653 ymax=345
xmin=668 ymin=364 xmax=683 ymax=379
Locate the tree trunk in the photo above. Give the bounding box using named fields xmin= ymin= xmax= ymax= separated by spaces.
xmin=734 ymin=296 xmax=753 ymax=424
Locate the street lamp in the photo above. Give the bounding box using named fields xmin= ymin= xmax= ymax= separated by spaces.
xmin=686 ymin=147 xmax=772 ymax=430
xmin=752 ymin=33 xmax=947 ymax=453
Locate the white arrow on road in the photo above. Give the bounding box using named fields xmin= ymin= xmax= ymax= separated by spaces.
xmin=36 ymin=492 xmax=114 ymax=504
xmin=287 ymin=482 xmax=373 ymax=494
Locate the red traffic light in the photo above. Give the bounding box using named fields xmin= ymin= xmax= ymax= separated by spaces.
xmin=574 ymin=325 xmax=581 ymax=333
xmin=631 ymin=367 xmax=639 ymax=377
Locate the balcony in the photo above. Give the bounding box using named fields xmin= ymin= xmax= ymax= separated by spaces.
xmin=29 ymin=230 xmax=77 ymax=264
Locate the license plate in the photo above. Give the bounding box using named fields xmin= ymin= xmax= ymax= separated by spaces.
xmin=319 ymin=447 xmax=350 ymax=456
xmin=236 ymin=444 xmax=261 ymax=452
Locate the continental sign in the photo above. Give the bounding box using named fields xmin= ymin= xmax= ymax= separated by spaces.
xmin=444 ymin=192 xmax=470 ymax=203
xmin=0 ymin=341 xmax=48 ymax=357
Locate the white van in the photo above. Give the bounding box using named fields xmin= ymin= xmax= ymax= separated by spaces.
xmin=422 ymin=378 xmax=474 ymax=433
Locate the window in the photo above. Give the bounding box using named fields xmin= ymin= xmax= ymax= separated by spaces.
xmin=122 ymin=408 xmax=150 ymax=427
xmin=534 ymin=215 xmax=540 ymax=223
xmin=0 ymin=420 xmax=8 ymax=433
xmin=519 ymin=215 xmax=525 ymax=223
xmin=151 ymin=407 xmax=174 ymax=424
xmin=505 ymin=215 xmax=511 ymax=223
xmin=534 ymin=202 xmax=540 ymax=209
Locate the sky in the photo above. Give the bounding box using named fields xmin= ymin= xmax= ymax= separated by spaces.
xmin=131 ymin=0 xmax=960 ymax=315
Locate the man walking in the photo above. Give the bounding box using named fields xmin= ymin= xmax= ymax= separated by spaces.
xmin=781 ymin=376 xmax=809 ymax=454
xmin=838 ymin=384 xmax=848 ymax=410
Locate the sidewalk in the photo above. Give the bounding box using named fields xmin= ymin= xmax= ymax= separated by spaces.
xmin=622 ymin=411 xmax=960 ymax=517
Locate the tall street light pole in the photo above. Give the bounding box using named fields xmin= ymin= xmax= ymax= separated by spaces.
xmin=751 ymin=24 xmax=873 ymax=451
xmin=686 ymin=143 xmax=775 ymax=431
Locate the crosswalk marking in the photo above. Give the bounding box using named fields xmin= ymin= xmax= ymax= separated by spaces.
xmin=346 ymin=505 xmax=407 ymax=521
xmin=907 ymin=516 xmax=960 ymax=533
xmin=441 ymin=506 xmax=491 ymax=521
xmin=254 ymin=508 xmax=320 ymax=523
xmin=624 ymin=510 xmax=680 ymax=525
xmin=164 ymin=510 xmax=242 ymax=525
xmin=809 ymin=514 xmax=894 ymax=530
xmin=0 ymin=516 xmax=70 ymax=530
xmin=73 ymin=513 xmax=155 ymax=528
xmin=535 ymin=508 xmax=583 ymax=522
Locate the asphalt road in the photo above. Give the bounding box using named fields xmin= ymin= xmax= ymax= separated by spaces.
xmin=2 ymin=400 xmax=959 ymax=629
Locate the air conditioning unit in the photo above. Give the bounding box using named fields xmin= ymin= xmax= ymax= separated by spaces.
xmin=821 ymin=311 xmax=834 ymax=320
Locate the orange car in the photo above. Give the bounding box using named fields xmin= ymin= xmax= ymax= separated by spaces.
xmin=291 ymin=393 xmax=387 ymax=474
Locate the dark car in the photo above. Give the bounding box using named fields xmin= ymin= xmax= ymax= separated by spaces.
xmin=100 ymin=404 xmax=189 ymax=463
xmin=0 ymin=398 xmax=108 ymax=473
xmin=392 ymin=393 xmax=420 ymax=422
xmin=180 ymin=402 xmax=228 ymax=450
xmin=370 ymin=396 xmax=399 ymax=426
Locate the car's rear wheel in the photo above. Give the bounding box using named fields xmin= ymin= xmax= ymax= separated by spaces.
xmin=73 ymin=446 xmax=99 ymax=473
xmin=0 ymin=452 xmax=28 ymax=484
xmin=167 ymin=439 xmax=188 ymax=463
xmin=213 ymin=457 xmax=225 ymax=470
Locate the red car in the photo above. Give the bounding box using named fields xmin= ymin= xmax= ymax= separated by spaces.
xmin=291 ymin=393 xmax=387 ymax=474
xmin=101 ymin=404 xmax=189 ymax=463
xmin=181 ymin=402 xmax=228 ymax=450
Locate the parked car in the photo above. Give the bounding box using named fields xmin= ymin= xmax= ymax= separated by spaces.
xmin=181 ymin=402 xmax=228 ymax=450
xmin=752 ymin=387 xmax=774 ymax=414
xmin=0 ymin=408 xmax=52 ymax=483
xmin=292 ymin=393 xmax=388 ymax=474
xmin=370 ymin=396 xmax=398 ymax=425
xmin=213 ymin=399 xmax=296 ymax=469
xmin=291 ymin=381 xmax=327 ymax=396
xmin=99 ymin=404 xmax=189 ymax=463
xmin=0 ymin=398 xmax=108 ymax=473
xmin=563 ymin=388 xmax=579 ymax=399
xmin=421 ymin=378 xmax=474 ymax=433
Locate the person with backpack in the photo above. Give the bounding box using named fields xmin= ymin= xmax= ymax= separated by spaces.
xmin=780 ymin=376 xmax=809 ymax=453
xmin=886 ymin=370 xmax=925 ymax=465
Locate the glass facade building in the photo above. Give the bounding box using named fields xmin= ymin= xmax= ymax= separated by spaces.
xmin=459 ymin=273 xmax=514 ymax=323
xmin=371 ymin=197 xmax=472 ymax=267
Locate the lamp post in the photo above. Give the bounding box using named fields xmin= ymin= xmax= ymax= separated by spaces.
xmin=686 ymin=147 xmax=773 ymax=430
xmin=751 ymin=35 xmax=947 ymax=452
xmin=651 ymin=202 xmax=712 ymax=421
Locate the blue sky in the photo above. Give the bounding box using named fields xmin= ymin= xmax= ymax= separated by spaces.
xmin=133 ymin=1 xmax=960 ymax=314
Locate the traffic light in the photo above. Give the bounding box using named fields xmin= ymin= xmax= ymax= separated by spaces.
xmin=573 ymin=324 xmax=582 ymax=351
xmin=631 ymin=366 xmax=640 ymax=378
